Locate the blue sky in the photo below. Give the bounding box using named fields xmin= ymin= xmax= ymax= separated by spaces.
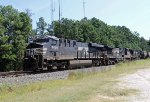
xmin=1 ymin=0 xmax=150 ymax=40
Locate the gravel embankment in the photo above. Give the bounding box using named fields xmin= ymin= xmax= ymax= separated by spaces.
xmin=118 ymin=68 xmax=150 ymax=102
xmin=0 ymin=66 xmax=114 ymax=86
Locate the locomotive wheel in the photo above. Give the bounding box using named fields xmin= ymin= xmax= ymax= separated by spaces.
xmin=47 ymin=66 xmax=53 ymax=71
xmin=57 ymin=66 xmax=63 ymax=71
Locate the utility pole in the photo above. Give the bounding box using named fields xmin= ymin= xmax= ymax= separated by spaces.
xmin=58 ymin=0 xmax=61 ymax=24
xmin=83 ymin=0 xmax=86 ymax=18
xmin=58 ymin=0 xmax=62 ymax=38
xmin=51 ymin=0 xmax=55 ymax=35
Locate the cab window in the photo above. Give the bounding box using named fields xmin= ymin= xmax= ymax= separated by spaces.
xmin=34 ymin=38 xmax=49 ymax=43
xmin=52 ymin=39 xmax=57 ymax=45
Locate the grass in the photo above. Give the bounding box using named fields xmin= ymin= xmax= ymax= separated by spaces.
xmin=0 ymin=59 xmax=150 ymax=102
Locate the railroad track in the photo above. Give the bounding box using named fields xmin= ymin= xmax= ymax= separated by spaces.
xmin=0 ymin=65 xmax=113 ymax=78
xmin=0 ymin=69 xmax=65 ymax=78
xmin=0 ymin=71 xmax=32 ymax=78
xmin=0 ymin=66 xmax=115 ymax=86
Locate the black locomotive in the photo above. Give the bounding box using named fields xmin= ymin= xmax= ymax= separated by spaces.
xmin=23 ymin=35 xmax=150 ymax=71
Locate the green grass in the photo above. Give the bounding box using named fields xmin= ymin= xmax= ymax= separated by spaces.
xmin=0 ymin=59 xmax=150 ymax=102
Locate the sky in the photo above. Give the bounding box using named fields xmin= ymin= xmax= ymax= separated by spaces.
xmin=1 ymin=0 xmax=150 ymax=40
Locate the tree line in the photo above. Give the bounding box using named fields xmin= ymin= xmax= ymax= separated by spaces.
xmin=36 ymin=17 xmax=150 ymax=51
xmin=0 ymin=5 xmax=150 ymax=71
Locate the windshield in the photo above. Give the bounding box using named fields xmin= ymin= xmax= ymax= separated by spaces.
xmin=34 ymin=38 xmax=49 ymax=43
xmin=52 ymin=39 xmax=57 ymax=45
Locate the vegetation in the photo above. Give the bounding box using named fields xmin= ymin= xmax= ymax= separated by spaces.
xmin=0 ymin=5 xmax=150 ymax=71
xmin=36 ymin=17 xmax=150 ymax=51
xmin=1 ymin=59 xmax=150 ymax=102
xmin=60 ymin=18 xmax=150 ymax=51
xmin=0 ymin=5 xmax=32 ymax=71
xmin=36 ymin=17 xmax=47 ymax=35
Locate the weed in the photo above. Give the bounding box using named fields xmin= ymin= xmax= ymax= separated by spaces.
xmin=0 ymin=59 xmax=149 ymax=102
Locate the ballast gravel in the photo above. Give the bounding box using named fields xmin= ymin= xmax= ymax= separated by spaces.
xmin=0 ymin=66 xmax=114 ymax=86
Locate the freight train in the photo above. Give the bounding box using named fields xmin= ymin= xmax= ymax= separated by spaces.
xmin=23 ymin=35 xmax=150 ymax=71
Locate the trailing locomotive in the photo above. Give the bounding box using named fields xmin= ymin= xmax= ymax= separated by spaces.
xmin=23 ymin=35 xmax=149 ymax=71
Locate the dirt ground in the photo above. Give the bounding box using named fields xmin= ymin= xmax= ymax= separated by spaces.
xmin=119 ymin=68 xmax=150 ymax=102
xmin=88 ymin=68 xmax=150 ymax=102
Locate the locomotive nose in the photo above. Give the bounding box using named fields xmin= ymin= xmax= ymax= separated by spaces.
xmin=24 ymin=43 xmax=44 ymax=71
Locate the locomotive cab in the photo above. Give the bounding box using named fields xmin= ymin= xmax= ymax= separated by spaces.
xmin=24 ymin=43 xmax=44 ymax=71
xmin=23 ymin=35 xmax=59 ymax=71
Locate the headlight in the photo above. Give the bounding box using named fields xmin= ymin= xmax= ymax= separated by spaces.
xmin=36 ymin=48 xmax=47 ymax=54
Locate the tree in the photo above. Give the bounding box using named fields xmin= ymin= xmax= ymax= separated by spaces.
xmin=0 ymin=10 xmax=15 ymax=71
xmin=0 ymin=15 xmax=10 ymax=71
xmin=36 ymin=17 xmax=47 ymax=35
xmin=140 ymin=37 xmax=148 ymax=51
xmin=46 ymin=24 xmax=54 ymax=35
xmin=0 ymin=5 xmax=32 ymax=71
xmin=148 ymin=38 xmax=150 ymax=46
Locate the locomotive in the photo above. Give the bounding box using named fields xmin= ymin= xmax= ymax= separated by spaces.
xmin=23 ymin=35 xmax=149 ymax=71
